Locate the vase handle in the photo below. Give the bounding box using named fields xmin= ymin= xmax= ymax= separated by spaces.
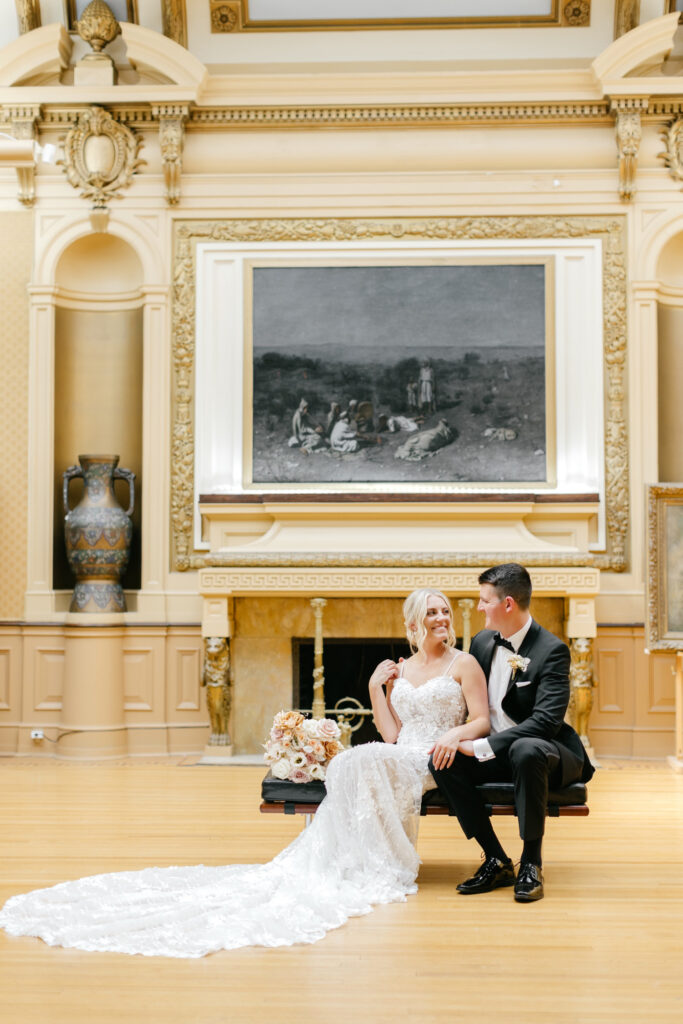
xmin=62 ymin=465 xmax=83 ymax=516
xmin=114 ymin=468 xmax=135 ymax=517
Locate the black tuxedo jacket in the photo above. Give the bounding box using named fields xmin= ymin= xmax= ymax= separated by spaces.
xmin=470 ymin=620 xmax=595 ymax=786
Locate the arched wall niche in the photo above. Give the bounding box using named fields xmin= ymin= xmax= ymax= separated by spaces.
xmin=26 ymin=210 xmax=170 ymax=621
xmin=55 ymin=233 xmax=144 ymax=296
xmin=36 ymin=214 xmax=164 ymax=288
xmin=655 ymin=231 xmax=683 ymax=289
xmin=52 ymin=232 xmax=145 ymax=596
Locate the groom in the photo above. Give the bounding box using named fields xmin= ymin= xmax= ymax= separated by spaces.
xmin=429 ymin=562 xmax=594 ymax=902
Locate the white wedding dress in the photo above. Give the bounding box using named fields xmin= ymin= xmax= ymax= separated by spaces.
xmin=0 ymin=661 xmax=467 ymax=958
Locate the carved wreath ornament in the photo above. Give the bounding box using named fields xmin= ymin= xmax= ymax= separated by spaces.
xmin=61 ymin=106 xmax=144 ymax=206
xmin=660 ymin=117 xmax=683 ymax=185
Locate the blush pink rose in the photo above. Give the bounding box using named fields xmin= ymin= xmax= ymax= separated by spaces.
xmin=316 ymin=719 xmax=341 ymax=741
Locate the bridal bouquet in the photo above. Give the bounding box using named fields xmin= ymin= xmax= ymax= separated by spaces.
xmin=264 ymin=710 xmax=343 ymax=783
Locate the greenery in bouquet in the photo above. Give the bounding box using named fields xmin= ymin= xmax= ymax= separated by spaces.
xmin=264 ymin=710 xmax=344 ymax=782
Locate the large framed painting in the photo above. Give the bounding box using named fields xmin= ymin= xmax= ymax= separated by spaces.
xmin=244 ymin=259 xmax=555 ymax=488
xmin=191 ymin=233 xmax=605 ymax=536
xmin=646 ymin=484 xmax=683 ymax=650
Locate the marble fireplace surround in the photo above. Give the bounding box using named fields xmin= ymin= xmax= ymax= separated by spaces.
xmin=198 ymin=495 xmax=601 ymax=752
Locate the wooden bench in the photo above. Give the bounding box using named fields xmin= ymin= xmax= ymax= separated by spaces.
xmin=260 ymin=775 xmax=589 ymax=824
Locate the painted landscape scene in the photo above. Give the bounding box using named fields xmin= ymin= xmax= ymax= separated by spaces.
xmin=250 ymin=263 xmax=549 ymax=485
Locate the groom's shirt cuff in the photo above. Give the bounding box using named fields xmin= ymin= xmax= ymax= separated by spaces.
xmin=473 ymin=738 xmax=495 ymax=760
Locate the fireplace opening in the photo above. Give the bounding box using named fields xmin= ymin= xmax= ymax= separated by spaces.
xmin=294 ymin=638 xmax=411 ymax=746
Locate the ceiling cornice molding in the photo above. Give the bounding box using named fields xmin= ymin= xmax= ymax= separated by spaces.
xmin=28 ymin=98 xmax=683 ymax=133
xmin=186 ymin=101 xmax=613 ymax=130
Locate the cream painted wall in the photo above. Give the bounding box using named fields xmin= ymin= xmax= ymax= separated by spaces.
xmin=0 ymin=212 xmax=32 ymax=621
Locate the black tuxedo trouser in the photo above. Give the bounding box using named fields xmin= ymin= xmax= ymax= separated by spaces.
xmin=429 ymin=737 xmax=563 ymax=842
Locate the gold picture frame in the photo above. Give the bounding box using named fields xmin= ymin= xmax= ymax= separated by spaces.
xmin=172 ymin=215 xmax=628 ymax=573
xmin=646 ymin=483 xmax=683 ymax=650
xmin=209 ymin=1 xmax=590 ymax=33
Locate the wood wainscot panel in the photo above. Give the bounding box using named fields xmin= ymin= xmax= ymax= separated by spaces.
xmin=166 ymin=628 xmax=204 ymax=717
xmin=0 ymin=630 xmax=21 ymax=713
xmin=0 ymin=628 xmax=22 ymax=753
xmin=634 ymin=639 xmax=676 ymax=759
xmin=25 ymin=634 xmax=65 ymax=714
xmin=591 ymin=626 xmax=676 ymax=758
xmin=591 ymin=627 xmax=636 ymax=757
xmin=123 ymin=631 xmax=166 ymax=713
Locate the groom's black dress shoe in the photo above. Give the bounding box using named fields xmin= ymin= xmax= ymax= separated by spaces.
xmin=514 ymin=862 xmax=544 ymax=902
xmin=456 ymin=857 xmax=516 ymax=894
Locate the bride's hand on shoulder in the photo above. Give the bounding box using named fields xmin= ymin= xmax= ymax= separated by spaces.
xmin=368 ymin=659 xmax=399 ymax=694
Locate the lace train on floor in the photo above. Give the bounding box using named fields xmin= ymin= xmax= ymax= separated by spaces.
xmin=0 ymin=674 xmax=467 ymax=957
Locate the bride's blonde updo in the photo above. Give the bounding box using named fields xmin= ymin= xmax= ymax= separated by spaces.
xmin=403 ymin=588 xmax=457 ymax=654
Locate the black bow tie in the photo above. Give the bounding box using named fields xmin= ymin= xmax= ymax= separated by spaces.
xmin=493 ymin=633 xmax=515 ymax=652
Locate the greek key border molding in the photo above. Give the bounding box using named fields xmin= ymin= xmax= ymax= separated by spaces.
xmin=172 ymin=215 xmax=628 ymax=573
xmin=199 ymin=567 xmax=601 ymax=595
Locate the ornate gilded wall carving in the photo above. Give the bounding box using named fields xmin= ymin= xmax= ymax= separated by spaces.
xmin=614 ymin=0 xmax=640 ymax=38
xmin=153 ymin=103 xmax=188 ymax=204
xmin=660 ymin=116 xmax=683 ymax=186
xmin=563 ymin=1 xmax=590 ymax=26
xmin=205 ymin=552 xmax=597 ymax=568
xmin=0 ymin=213 xmax=33 ymax=619
xmin=14 ymin=0 xmax=41 ymax=34
xmin=612 ymin=99 xmax=647 ymax=201
xmin=4 ymin=104 xmax=40 ymax=206
xmin=161 ymin=0 xmax=188 ymax=48
xmin=60 ymin=106 xmax=144 ymax=207
xmin=171 ymin=216 xmax=629 ymax=574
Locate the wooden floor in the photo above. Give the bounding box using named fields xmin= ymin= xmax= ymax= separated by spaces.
xmin=0 ymin=757 xmax=681 ymax=1024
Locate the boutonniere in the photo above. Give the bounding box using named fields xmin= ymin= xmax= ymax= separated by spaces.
xmin=507 ymin=653 xmax=530 ymax=678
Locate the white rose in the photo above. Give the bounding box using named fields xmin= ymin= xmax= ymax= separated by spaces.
xmin=270 ymin=759 xmax=291 ymax=780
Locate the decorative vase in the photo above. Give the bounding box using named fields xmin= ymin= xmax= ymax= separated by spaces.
xmin=63 ymin=455 xmax=135 ymax=613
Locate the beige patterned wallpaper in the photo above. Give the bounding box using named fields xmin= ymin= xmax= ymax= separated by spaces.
xmin=0 ymin=212 xmax=32 ymax=620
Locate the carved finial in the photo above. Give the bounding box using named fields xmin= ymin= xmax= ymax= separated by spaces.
xmin=75 ymin=0 xmax=121 ymax=54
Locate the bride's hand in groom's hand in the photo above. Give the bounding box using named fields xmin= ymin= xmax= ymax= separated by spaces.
xmin=368 ymin=660 xmax=398 ymax=693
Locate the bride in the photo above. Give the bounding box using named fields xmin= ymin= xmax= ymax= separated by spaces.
xmin=0 ymin=589 xmax=489 ymax=958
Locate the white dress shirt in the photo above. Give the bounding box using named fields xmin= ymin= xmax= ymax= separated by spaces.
xmin=472 ymin=615 xmax=533 ymax=761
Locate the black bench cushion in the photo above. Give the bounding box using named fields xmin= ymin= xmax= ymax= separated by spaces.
xmin=262 ymin=774 xmax=326 ymax=804
xmin=261 ymin=773 xmax=587 ymax=809
xmin=421 ymin=782 xmax=587 ymax=808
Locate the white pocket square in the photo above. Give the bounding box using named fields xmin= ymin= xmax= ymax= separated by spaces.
xmin=515 ymin=679 xmax=532 ymax=687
